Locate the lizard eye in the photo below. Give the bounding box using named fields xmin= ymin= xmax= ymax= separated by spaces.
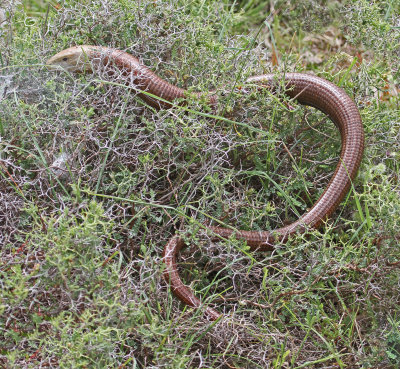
xmin=62 ymin=57 xmax=68 ymax=61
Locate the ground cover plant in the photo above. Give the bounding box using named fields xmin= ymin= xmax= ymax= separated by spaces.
xmin=0 ymin=0 xmax=399 ymax=367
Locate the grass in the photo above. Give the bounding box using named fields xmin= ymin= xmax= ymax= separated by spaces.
xmin=0 ymin=0 xmax=399 ymax=367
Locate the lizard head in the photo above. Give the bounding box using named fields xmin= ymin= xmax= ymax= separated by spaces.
xmin=46 ymin=45 xmax=96 ymax=72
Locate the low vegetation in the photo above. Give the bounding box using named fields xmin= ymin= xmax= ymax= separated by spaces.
xmin=0 ymin=0 xmax=399 ymax=367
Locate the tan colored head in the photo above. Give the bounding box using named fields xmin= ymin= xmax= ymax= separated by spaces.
xmin=46 ymin=45 xmax=98 ymax=72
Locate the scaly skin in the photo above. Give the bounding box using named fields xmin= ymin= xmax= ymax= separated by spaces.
xmin=48 ymin=46 xmax=364 ymax=320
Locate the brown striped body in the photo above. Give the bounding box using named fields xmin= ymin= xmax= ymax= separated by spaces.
xmin=48 ymin=46 xmax=364 ymax=320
